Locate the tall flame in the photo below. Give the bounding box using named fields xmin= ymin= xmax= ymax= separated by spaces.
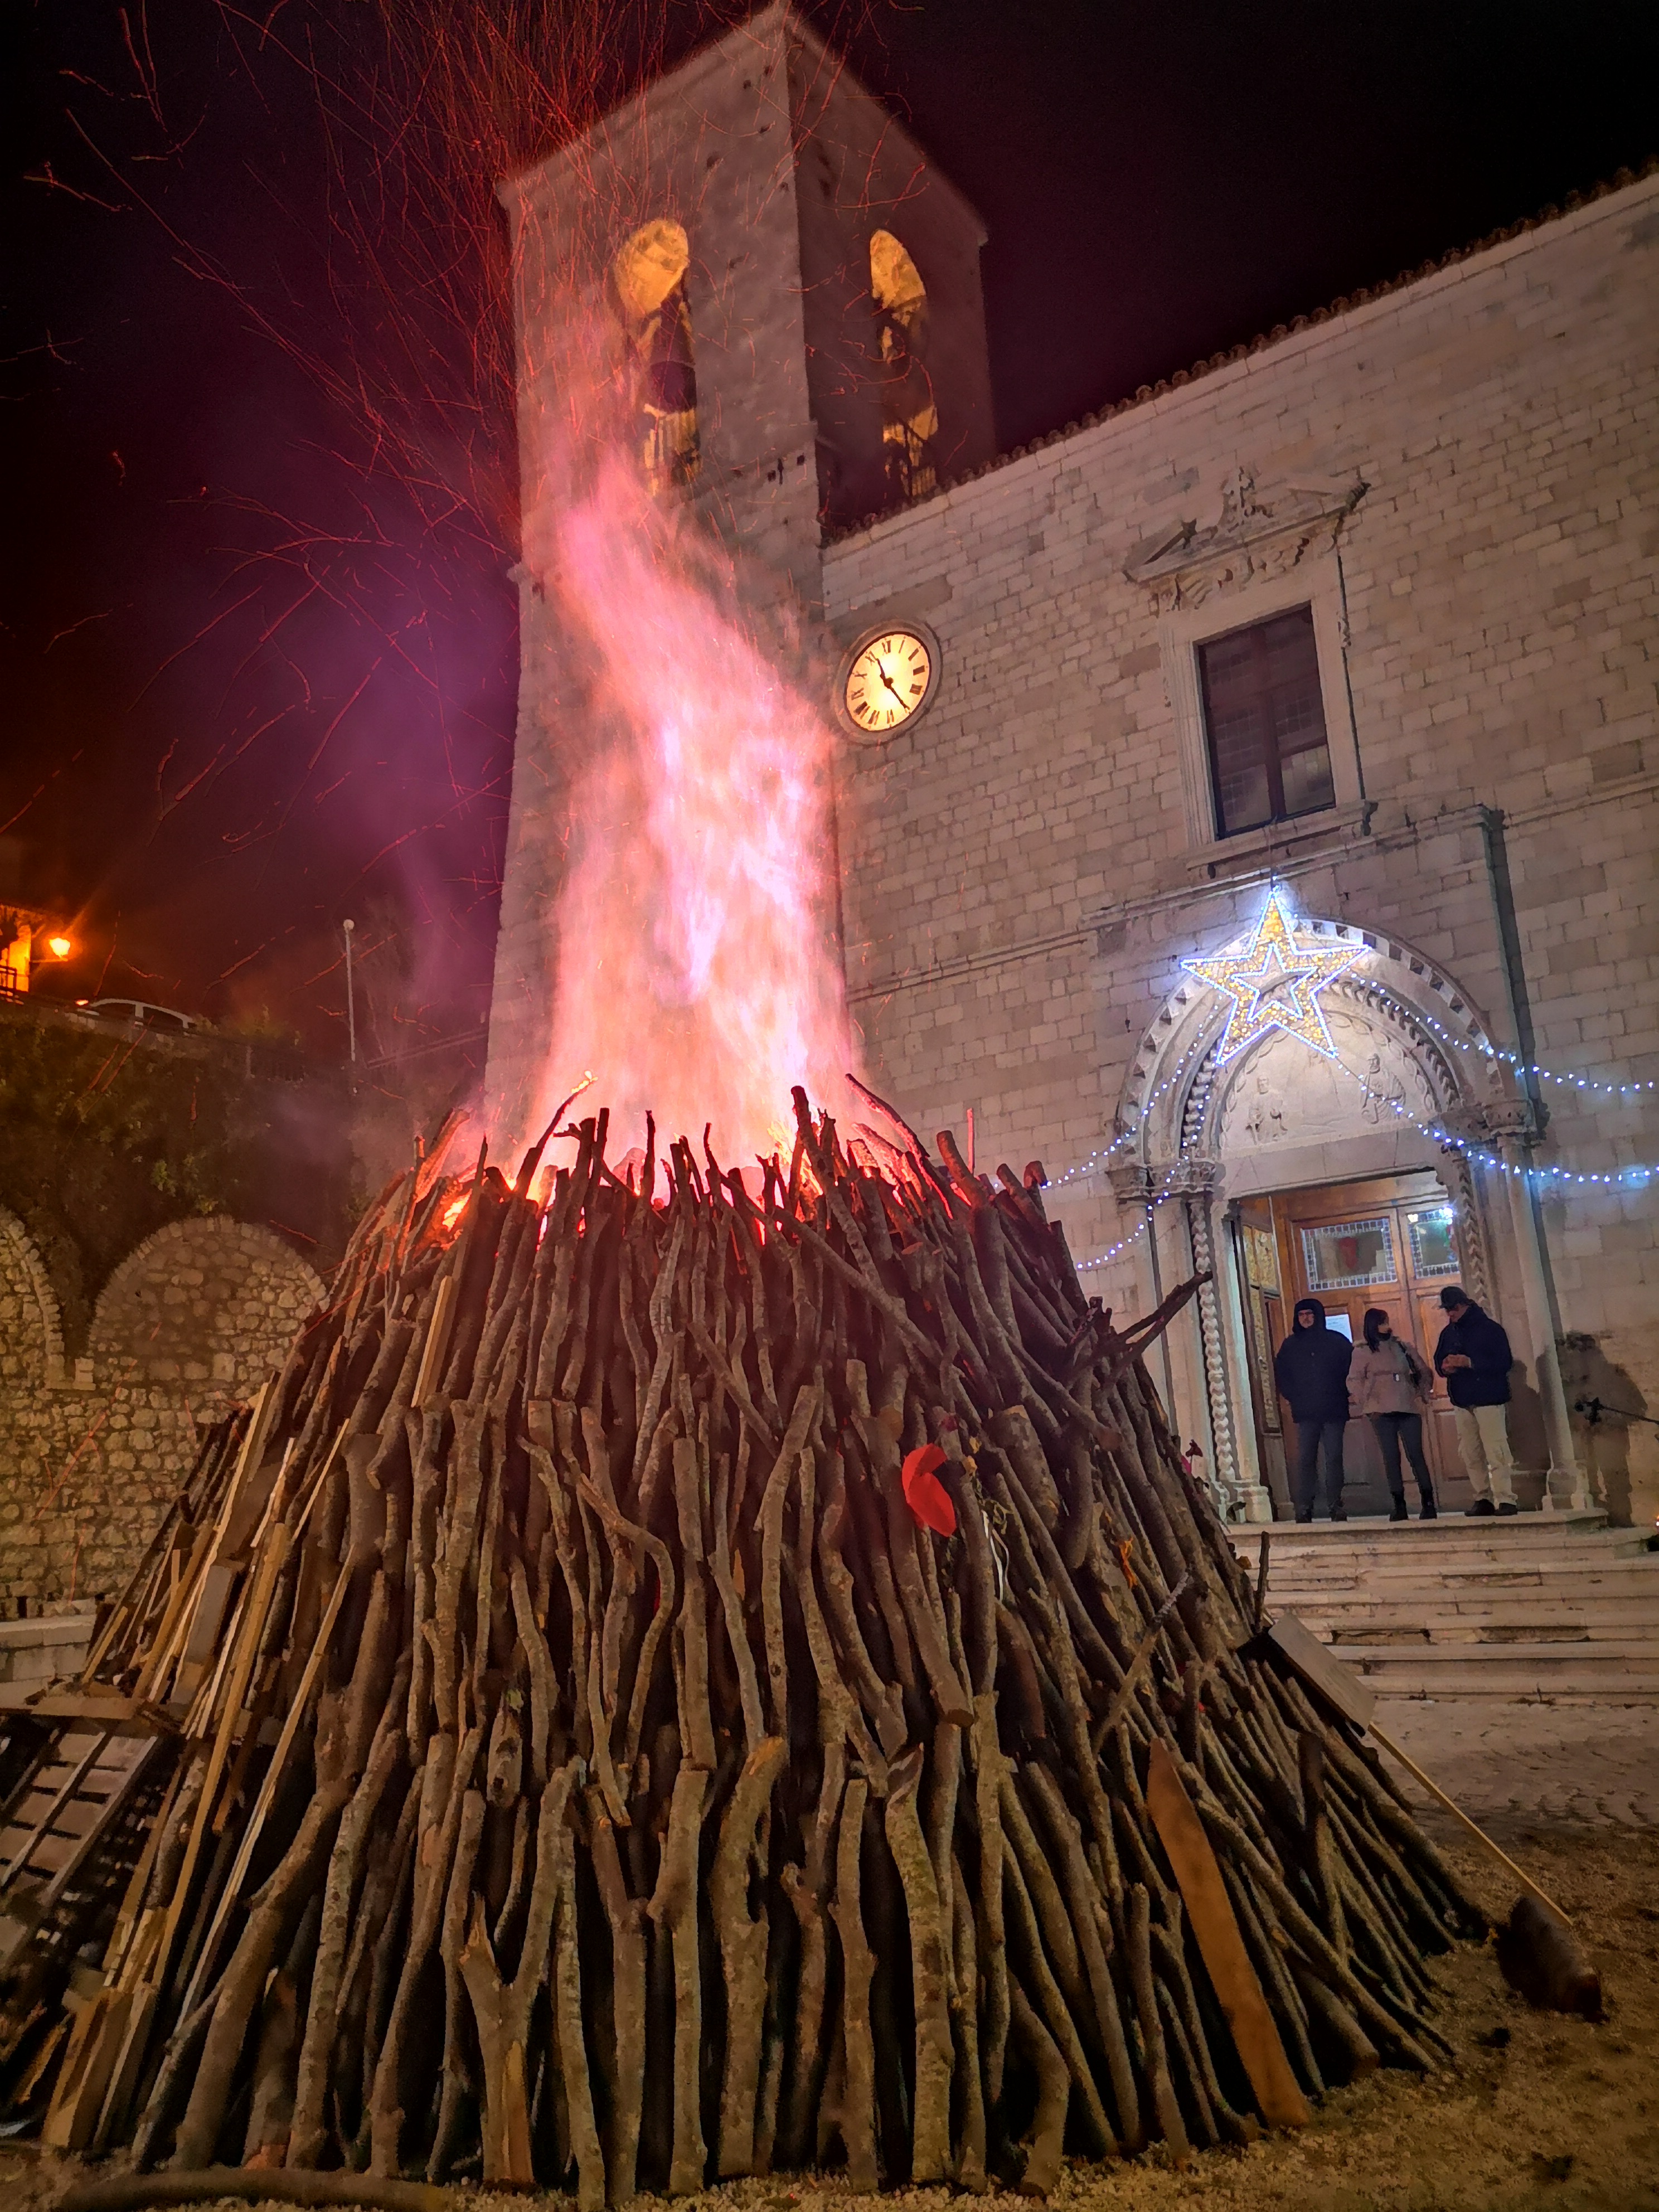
xmin=508 ymin=441 xmax=851 ymax=1166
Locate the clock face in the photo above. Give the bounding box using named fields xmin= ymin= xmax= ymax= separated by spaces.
xmin=843 ymin=629 xmax=934 ymax=735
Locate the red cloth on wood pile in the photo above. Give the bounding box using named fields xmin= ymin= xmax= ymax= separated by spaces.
xmin=901 ymin=1443 xmax=957 ymax=1535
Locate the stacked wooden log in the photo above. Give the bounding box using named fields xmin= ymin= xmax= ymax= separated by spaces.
xmin=3 ymin=1088 xmax=1485 ymax=2195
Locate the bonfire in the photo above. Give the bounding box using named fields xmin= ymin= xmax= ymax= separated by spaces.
xmin=0 ymin=1088 xmax=1485 ymax=2202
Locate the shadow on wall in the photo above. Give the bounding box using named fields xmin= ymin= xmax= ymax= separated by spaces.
xmin=1560 ymin=1331 xmax=1651 ymax=1526
xmin=1505 ymin=1361 xmax=1551 ymax=1512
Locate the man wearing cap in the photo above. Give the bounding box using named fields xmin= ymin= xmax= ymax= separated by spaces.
xmin=1433 ymin=1286 xmax=1519 ymax=1516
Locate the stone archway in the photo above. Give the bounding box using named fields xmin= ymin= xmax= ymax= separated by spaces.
xmin=90 ymin=1218 xmax=325 ymax=1418
xmin=0 ymin=1205 xmax=65 ymax=1396
xmin=1111 ymin=908 xmax=1524 ymax=1516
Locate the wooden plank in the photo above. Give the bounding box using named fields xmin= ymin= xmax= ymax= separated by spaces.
xmin=176 ymin=1455 xmax=292 ymax=1732
xmin=227 ymin=1379 xmax=276 ymax=1511
xmin=50 ymin=1796 xmax=124 ymax=1844
xmin=413 ymin=1271 xmax=457 ymax=1407
xmin=43 ymin=1985 xmax=133 ymax=2151
xmin=77 ymin=1493 xmax=193 ymax=1685
xmin=177 ymin=1558 xmax=351 ymax=2021
xmin=90 ymin=1979 xmax=158 ymax=2153
xmin=101 ymin=1769 xmax=182 ymax=1990
xmin=149 ymin=1526 xmax=290 ymax=2004
xmin=136 ymin=1389 xmax=272 ymax=1710
xmin=1143 ymin=1737 xmax=1312 ymax=2128
xmin=1268 ymin=1612 xmax=1377 ymax=1728
xmin=173 ymin=1561 xmax=243 ymax=1698
xmin=130 ymin=1521 xmax=217 ymax=1706
xmin=0 ymin=1690 xmax=178 ymax=1733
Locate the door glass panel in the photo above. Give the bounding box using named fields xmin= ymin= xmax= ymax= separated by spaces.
xmin=1404 ymin=1205 xmax=1458 ymax=1278
xmin=1300 ymin=1216 xmax=1396 ymax=1291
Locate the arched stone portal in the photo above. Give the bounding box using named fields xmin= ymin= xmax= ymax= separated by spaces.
xmin=1108 ymin=907 xmax=1580 ymax=1520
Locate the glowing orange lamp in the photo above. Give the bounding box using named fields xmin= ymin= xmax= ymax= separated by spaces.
xmin=46 ymin=935 xmax=73 ymax=960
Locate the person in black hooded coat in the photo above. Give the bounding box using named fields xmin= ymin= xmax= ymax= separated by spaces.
xmin=1274 ymin=1296 xmax=1352 ymax=1521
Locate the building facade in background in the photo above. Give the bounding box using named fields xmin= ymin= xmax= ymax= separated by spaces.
xmin=491 ymin=6 xmax=1659 ymax=1524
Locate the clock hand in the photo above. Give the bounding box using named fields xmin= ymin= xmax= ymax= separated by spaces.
xmin=876 ymin=662 xmax=904 ymax=700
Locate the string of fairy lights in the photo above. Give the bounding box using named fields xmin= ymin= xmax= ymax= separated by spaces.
xmin=1404 ymin=1000 xmax=1658 ymax=1100
xmin=1341 ymin=1008 xmax=1659 ymax=1186
xmin=1046 ymin=1032 xmax=1216 ymax=1194
xmin=1071 ymin=1185 xmax=1192 ymax=1274
xmin=1046 ymin=894 xmax=1657 ymax=1272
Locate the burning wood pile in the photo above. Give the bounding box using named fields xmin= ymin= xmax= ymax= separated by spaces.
xmin=2 ymin=1089 xmax=1483 ymax=2198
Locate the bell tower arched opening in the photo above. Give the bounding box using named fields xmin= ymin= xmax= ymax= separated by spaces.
xmin=608 ymin=220 xmax=700 ymax=496
xmin=869 ymin=230 xmax=939 ymax=502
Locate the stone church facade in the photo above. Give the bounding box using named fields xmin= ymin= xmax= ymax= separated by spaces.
xmin=489 ymin=6 xmax=1659 ymax=1524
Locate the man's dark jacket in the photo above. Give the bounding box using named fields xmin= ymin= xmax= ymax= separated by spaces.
xmin=1434 ymin=1301 xmax=1513 ymax=1407
xmin=1274 ymin=1298 xmax=1352 ymax=1423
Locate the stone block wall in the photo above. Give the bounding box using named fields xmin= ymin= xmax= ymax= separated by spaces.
xmin=0 ymin=1209 xmax=323 ymax=1609
xmin=819 ymin=174 xmax=1659 ymax=1510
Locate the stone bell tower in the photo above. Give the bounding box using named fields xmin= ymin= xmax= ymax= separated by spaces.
xmin=485 ymin=3 xmax=994 ymax=1138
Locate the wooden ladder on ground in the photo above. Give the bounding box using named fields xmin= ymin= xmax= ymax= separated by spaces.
xmin=0 ymin=1725 xmax=170 ymax=2099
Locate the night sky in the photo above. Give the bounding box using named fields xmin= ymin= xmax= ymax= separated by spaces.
xmin=6 ymin=1 xmax=1655 ymax=1065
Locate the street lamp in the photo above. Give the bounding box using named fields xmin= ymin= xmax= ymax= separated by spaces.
xmin=342 ymin=919 xmax=357 ymax=1076
xmin=46 ymin=935 xmax=72 ymax=960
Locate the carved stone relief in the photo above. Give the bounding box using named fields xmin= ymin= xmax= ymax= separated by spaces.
xmin=1214 ymin=1006 xmax=1436 ymax=1156
xmin=1125 ymin=467 xmax=1367 ymax=616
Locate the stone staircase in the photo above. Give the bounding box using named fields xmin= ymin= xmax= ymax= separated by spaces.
xmin=1231 ymin=1510 xmax=1659 ymax=1701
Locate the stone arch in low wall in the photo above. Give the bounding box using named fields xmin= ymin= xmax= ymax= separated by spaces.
xmin=89 ymin=1218 xmax=325 ymax=1416
xmin=0 ymin=1205 xmax=64 ymax=1395
xmin=0 ymin=1218 xmax=326 ymax=1609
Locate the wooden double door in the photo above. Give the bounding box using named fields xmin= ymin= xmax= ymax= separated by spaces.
xmin=1236 ymin=1171 xmax=1469 ymax=1515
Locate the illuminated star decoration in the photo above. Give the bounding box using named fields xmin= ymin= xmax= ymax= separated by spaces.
xmin=1183 ymin=888 xmax=1362 ymax=1063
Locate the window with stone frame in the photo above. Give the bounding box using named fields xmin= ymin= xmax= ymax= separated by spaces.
xmin=1196 ymin=604 xmax=1336 ymax=838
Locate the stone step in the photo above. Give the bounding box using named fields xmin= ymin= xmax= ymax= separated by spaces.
xmin=1325 ymin=1638 xmax=1659 ymax=1698
xmin=1242 ymin=1507 xmax=1659 ymax=1699
xmin=1296 ymin=1600 xmax=1659 ymax=1638
xmin=1235 ymin=1515 xmax=1631 ymax=1549
xmin=1264 ymin=1572 xmax=1659 ymax=1611
xmin=1267 ymin=1564 xmax=1659 ymax=1596
xmin=1241 ymin=1507 xmax=1612 ymax=1538
xmin=1253 ymin=1527 xmax=1649 ymax=1554
xmin=1264 ymin=1540 xmax=1658 ymax=1568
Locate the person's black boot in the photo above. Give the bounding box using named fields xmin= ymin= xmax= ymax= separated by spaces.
xmin=1294 ymin=1510 xmax=1313 ymax=1524
xmin=1419 ymin=1493 xmax=1438 ymax=1520
xmin=1389 ymin=1498 xmax=1410 ymax=1522
xmin=1466 ymin=1497 xmax=1496 ymax=1516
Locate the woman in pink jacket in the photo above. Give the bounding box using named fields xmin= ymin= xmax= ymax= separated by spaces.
xmin=1348 ymin=1307 xmax=1437 ymax=1521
